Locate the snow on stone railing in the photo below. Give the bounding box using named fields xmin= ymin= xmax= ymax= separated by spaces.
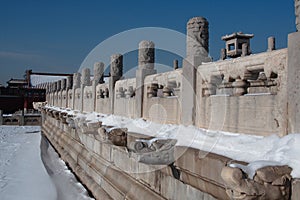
xmin=40 ymin=105 xmax=300 ymax=200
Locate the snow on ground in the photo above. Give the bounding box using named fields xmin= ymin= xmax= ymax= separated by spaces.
xmin=46 ymin=105 xmax=300 ymax=179
xmin=0 ymin=125 xmax=93 ymax=200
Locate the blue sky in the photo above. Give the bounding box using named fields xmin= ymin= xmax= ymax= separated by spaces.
xmin=0 ymin=0 xmax=295 ymax=85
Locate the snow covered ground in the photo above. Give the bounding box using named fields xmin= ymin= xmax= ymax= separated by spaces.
xmin=49 ymin=106 xmax=300 ymax=179
xmin=0 ymin=126 xmax=93 ymax=200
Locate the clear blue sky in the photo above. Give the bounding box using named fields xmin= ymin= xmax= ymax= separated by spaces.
xmin=0 ymin=0 xmax=295 ymax=85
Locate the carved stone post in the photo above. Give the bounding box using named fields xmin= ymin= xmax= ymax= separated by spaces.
xmin=173 ymin=59 xmax=179 ymax=70
xmin=94 ymin=62 xmax=105 ymax=85
xmin=66 ymin=76 xmax=73 ymax=90
xmin=60 ymin=78 xmax=66 ymax=108
xmin=54 ymin=81 xmax=60 ymax=106
xmin=186 ymin=17 xmax=209 ymax=58
xmin=93 ymin=62 xmax=105 ymax=110
xmin=136 ymin=41 xmax=156 ymax=117
xmin=267 ymin=36 xmax=276 ymax=51
xmin=61 ymin=79 xmax=66 ymax=90
xmin=45 ymin=83 xmax=49 ymax=103
xmin=71 ymin=72 xmax=81 ymax=110
xmin=58 ymin=80 xmax=62 ymax=91
xmin=241 ymin=43 xmax=249 ymax=57
xmin=73 ymin=73 xmax=81 ymax=89
xmin=52 ymin=82 xmax=57 ymax=106
xmin=295 ymin=0 xmax=300 ymax=31
xmin=81 ymin=68 xmax=91 ymax=111
xmin=110 ymin=54 xmax=123 ymax=114
xmin=81 ymin=68 xmax=91 ymax=87
xmin=182 ymin=17 xmax=212 ymax=125
xmin=53 ymin=81 xmax=57 ymax=92
xmin=220 ymin=48 xmax=227 ymax=60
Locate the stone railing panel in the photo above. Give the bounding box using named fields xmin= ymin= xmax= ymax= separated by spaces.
xmin=143 ymin=70 xmax=182 ymax=124
xmin=196 ymin=49 xmax=288 ymax=136
xmin=114 ymin=78 xmax=137 ymax=118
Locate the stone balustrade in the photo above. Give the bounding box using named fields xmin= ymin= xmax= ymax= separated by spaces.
xmin=35 ymin=5 xmax=300 ymax=199
xmin=196 ymin=48 xmax=288 ymax=136
xmin=40 ymin=106 xmax=297 ymax=200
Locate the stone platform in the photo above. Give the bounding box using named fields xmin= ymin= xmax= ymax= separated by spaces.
xmin=41 ymin=107 xmax=296 ymax=200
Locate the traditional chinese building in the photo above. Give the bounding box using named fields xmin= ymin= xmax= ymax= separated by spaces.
xmin=0 ymin=78 xmax=45 ymax=114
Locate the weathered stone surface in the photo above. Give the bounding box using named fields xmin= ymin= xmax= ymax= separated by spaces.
xmin=197 ymin=49 xmax=288 ymax=136
xmin=220 ymin=48 xmax=227 ymax=60
xmin=57 ymin=80 xmax=61 ymax=91
xmin=108 ymin=128 xmax=127 ymax=146
xmin=186 ymin=17 xmax=209 ymax=58
xmin=173 ymin=59 xmax=179 ymax=70
xmin=61 ymin=78 xmax=66 ymax=90
xmin=295 ymin=0 xmax=300 ymax=31
xmin=138 ymin=40 xmax=155 ymax=69
xmin=110 ymin=54 xmax=123 ymax=77
xmin=94 ymin=62 xmax=104 ymax=84
xmin=73 ymin=72 xmax=81 ymax=89
xmin=66 ymin=76 xmax=73 ymax=89
xmin=136 ymin=41 xmax=157 ymax=118
xmin=287 ymin=32 xmax=300 ymax=133
xmin=143 ymin=70 xmax=181 ymax=124
xmin=222 ymin=32 xmax=254 ymax=58
xmin=81 ymin=68 xmax=91 ymax=86
xmin=129 ymin=138 xmax=176 ymax=165
xmin=109 ymin=54 xmax=123 ymax=114
xmin=221 ymin=166 xmax=292 ymax=200
xmin=292 ymin=179 xmax=300 ymax=200
xmin=241 ymin=43 xmax=249 ymax=57
xmin=268 ymin=36 xmax=276 ymax=51
xmin=255 ymin=165 xmax=292 ymax=183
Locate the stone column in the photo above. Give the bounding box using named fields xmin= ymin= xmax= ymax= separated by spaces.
xmin=93 ymin=62 xmax=105 ymax=111
xmin=287 ymin=31 xmax=300 ymax=134
xmin=173 ymin=60 xmax=179 ymax=70
xmin=110 ymin=54 xmax=123 ymax=114
xmin=52 ymin=81 xmax=57 ymax=106
xmin=81 ymin=68 xmax=91 ymax=86
xmin=241 ymin=43 xmax=249 ymax=57
xmin=53 ymin=82 xmax=57 ymax=92
xmin=57 ymin=81 xmax=61 ymax=107
xmin=295 ymin=0 xmax=300 ymax=31
xmin=57 ymin=80 xmax=61 ymax=91
xmin=94 ymin=62 xmax=105 ymax=84
xmin=136 ymin=41 xmax=156 ymax=118
xmin=61 ymin=79 xmax=66 ymax=90
xmin=73 ymin=73 xmax=81 ymax=89
xmin=45 ymin=83 xmax=50 ymax=103
xmin=80 ymin=68 xmax=91 ymax=111
xmin=182 ymin=17 xmax=211 ymax=125
xmin=66 ymin=76 xmax=73 ymax=90
xmin=186 ymin=17 xmax=209 ymax=58
xmin=267 ymin=36 xmax=276 ymax=51
xmin=72 ymin=72 xmax=81 ymax=110
xmin=0 ymin=110 xmax=3 ymax=125
xmin=220 ymin=48 xmax=227 ymax=60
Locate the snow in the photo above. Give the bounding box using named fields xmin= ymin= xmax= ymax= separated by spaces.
xmin=48 ymin=105 xmax=300 ymax=179
xmin=0 ymin=126 xmax=93 ymax=200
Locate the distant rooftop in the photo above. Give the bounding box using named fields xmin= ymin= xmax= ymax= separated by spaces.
xmin=7 ymin=78 xmax=28 ymax=85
